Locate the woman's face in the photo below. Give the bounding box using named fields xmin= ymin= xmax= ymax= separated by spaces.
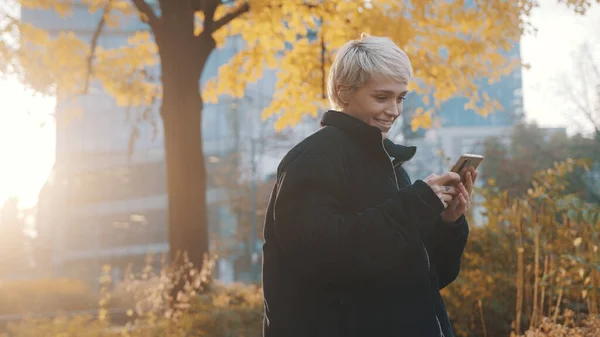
xmin=342 ymin=75 xmax=408 ymax=137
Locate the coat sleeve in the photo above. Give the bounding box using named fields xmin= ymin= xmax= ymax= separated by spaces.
xmin=273 ymin=152 xmax=445 ymax=285
xmin=431 ymin=216 xmax=470 ymax=289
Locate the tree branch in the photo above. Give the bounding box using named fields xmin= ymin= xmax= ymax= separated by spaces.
xmin=83 ymin=0 xmax=111 ymax=94
xmin=212 ymin=2 xmax=249 ymax=32
xmin=130 ymin=0 xmax=160 ymax=29
xmin=567 ymin=43 xmax=600 ymax=132
xmin=202 ymin=0 xmax=220 ymax=34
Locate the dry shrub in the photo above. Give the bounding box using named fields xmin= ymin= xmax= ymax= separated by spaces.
xmin=443 ymin=159 xmax=600 ymax=337
xmin=0 ymin=255 xmax=264 ymax=337
xmin=0 ymin=316 xmax=111 ymax=337
xmin=0 ymin=278 xmax=99 ymax=314
xmin=517 ymin=310 xmax=600 ymax=337
xmin=188 ymin=282 xmax=263 ymax=337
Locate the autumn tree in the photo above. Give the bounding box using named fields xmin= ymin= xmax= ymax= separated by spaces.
xmin=2 ymin=0 xmax=599 ymax=270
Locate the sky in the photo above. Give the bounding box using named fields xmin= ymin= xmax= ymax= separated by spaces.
xmin=521 ymin=0 xmax=600 ymax=134
xmin=0 ymin=0 xmax=599 ymax=210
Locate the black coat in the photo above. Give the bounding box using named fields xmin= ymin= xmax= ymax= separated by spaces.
xmin=262 ymin=110 xmax=469 ymax=337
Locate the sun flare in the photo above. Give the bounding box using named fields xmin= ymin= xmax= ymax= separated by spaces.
xmin=0 ymin=78 xmax=56 ymax=209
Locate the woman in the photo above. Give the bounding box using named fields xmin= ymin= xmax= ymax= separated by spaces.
xmin=262 ymin=33 xmax=478 ymax=337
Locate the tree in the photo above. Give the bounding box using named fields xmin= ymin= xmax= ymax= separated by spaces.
xmin=560 ymin=36 xmax=600 ymax=202
xmin=209 ymin=95 xmax=293 ymax=282
xmin=481 ymin=122 xmax=599 ymax=202
xmin=558 ymin=38 xmax=600 ymax=137
xmin=2 ymin=0 xmax=599 ymax=270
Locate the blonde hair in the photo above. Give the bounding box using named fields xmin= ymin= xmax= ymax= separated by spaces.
xmin=327 ymin=33 xmax=413 ymax=110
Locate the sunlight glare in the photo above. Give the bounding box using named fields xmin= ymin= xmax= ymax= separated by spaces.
xmin=0 ymin=78 xmax=56 ymax=210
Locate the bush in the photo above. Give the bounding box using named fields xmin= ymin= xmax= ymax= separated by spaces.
xmin=189 ymin=283 xmax=263 ymax=337
xmin=0 ymin=278 xmax=98 ymax=315
xmin=0 ymin=281 xmax=264 ymax=337
xmin=443 ymin=159 xmax=600 ymax=337
xmin=1 ymin=316 xmax=110 ymax=337
xmin=517 ymin=310 xmax=600 ymax=337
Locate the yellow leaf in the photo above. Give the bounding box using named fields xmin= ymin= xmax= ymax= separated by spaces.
xmin=411 ymin=111 xmax=433 ymax=131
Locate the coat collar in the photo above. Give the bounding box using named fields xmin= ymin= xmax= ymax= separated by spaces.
xmin=319 ymin=110 xmax=417 ymax=165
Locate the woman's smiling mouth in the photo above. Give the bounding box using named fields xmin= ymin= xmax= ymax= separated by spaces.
xmin=374 ymin=118 xmax=393 ymax=129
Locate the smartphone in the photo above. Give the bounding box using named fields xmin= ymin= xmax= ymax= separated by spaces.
xmin=450 ymin=154 xmax=484 ymax=183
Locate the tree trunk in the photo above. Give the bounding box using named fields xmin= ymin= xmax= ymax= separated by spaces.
xmin=155 ymin=16 xmax=216 ymax=271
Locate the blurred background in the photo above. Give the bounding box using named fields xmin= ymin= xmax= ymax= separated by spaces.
xmin=0 ymin=0 xmax=599 ymax=336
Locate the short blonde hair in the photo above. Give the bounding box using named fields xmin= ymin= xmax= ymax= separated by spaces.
xmin=327 ymin=33 xmax=413 ymax=110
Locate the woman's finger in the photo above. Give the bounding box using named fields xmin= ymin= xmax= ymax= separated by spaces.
xmin=441 ymin=185 xmax=459 ymax=196
xmin=471 ymin=168 xmax=478 ymax=184
xmin=437 ymin=193 xmax=449 ymax=208
xmin=463 ymin=193 xmax=471 ymax=210
xmin=460 ymin=193 xmax=469 ymax=212
xmin=465 ymin=172 xmax=473 ymax=194
xmin=458 ymin=182 xmax=470 ymax=202
xmin=441 ymin=193 xmax=454 ymax=203
xmin=454 ymin=193 xmax=466 ymax=214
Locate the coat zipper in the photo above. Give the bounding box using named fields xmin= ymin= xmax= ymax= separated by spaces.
xmin=437 ymin=316 xmax=445 ymax=337
xmin=383 ymin=141 xmax=442 ymax=337
xmin=382 ymin=140 xmax=431 ymax=271
xmin=382 ymin=140 xmax=399 ymax=189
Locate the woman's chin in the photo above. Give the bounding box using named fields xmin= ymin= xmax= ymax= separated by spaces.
xmin=377 ymin=126 xmax=391 ymax=136
xmin=368 ymin=123 xmax=389 ymax=134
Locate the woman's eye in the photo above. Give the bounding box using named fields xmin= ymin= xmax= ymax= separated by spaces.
xmin=397 ymin=97 xmax=406 ymax=102
xmin=376 ymin=96 xmax=387 ymax=101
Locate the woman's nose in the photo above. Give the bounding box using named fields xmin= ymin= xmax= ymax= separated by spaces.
xmin=386 ymin=105 xmax=400 ymax=117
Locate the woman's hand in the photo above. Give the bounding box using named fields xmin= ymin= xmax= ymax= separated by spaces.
xmin=440 ymin=167 xmax=478 ymax=223
xmin=423 ymin=172 xmax=461 ymax=208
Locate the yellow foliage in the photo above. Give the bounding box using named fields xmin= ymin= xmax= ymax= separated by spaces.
xmin=19 ymin=0 xmax=74 ymax=17
xmin=83 ymin=0 xmax=138 ymax=17
xmin=206 ymin=0 xmax=526 ymax=129
xmin=7 ymin=0 xmax=147 ymax=103
xmin=204 ymin=42 xmax=274 ymax=104
xmin=5 ymin=0 xmax=595 ymax=130
xmin=410 ymin=108 xmax=434 ymax=131
xmin=95 ymin=31 xmax=159 ymax=107
xmin=18 ymin=24 xmax=89 ymax=97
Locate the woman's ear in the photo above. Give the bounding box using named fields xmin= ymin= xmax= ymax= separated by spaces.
xmin=337 ymin=86 xmax=349 ymax=106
